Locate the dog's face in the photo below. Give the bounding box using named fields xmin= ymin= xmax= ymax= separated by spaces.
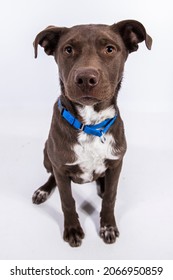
xmin=55 ymin=25 xmax=128 ymax=105
xmin=55 ymin=25 xmax=129 ymax=105
xmin=34 ymin=20 xmax=152 ymax=105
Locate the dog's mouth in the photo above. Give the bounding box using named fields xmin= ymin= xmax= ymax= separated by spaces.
xmin=77 ymin=96 xmax=101 ymax=105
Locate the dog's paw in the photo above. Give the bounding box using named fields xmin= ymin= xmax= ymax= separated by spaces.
xmin=63 ymin=226 xmax=85 ymax=247
xmin=32 ymin=189 xmax=49 ymax=204
xmin=100 ymin=225 xmax=119 ymax=244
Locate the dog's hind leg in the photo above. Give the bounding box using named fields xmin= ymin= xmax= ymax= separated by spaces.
xmin=32 ymin=142 xmax=56 ymax=204
xmin=32 ymin=174 xmax=56 ymax=204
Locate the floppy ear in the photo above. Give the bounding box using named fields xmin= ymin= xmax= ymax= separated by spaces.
xmin=33 ymin=26 xmax=67 ymax=58
xmin=112 ymin=20 xmax=152 ymax=53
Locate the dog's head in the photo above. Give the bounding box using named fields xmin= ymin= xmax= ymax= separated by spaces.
xmin=34 ymin=20 xmax=152 ymax=105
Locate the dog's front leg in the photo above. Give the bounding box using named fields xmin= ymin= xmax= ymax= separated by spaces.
xmin=53 ymin=167 xmax=84 ymax=247
xmin=100 ymin=160 xmax=123 ymax=244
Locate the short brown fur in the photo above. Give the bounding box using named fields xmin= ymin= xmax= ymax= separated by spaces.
xmin=32 ymin=20 xmax=152 ymax=247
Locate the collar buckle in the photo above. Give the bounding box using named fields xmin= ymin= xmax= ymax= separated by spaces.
xmin=80 ymin=123 xmax=85 ymax=131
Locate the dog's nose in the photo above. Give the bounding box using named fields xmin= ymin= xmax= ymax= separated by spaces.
xmin=74 ymin=68 xmax=99 ymax=90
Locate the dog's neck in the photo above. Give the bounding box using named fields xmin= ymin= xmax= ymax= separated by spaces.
xmin=58 ymin=98 xmax=118 ymax=143
xmin=60 ymin=94 xmax=119 ymax=125
xmin=76 ymin=103 xmax=116 ymax=125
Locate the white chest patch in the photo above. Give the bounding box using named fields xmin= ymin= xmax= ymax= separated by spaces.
xmin=65 ymin=105 xmax=120 ymax=183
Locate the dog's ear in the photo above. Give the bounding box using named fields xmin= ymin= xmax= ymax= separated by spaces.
xmin=112 ymin=20 xmax=152 ymax=53
xmin=33 ymin=26 xmax=67 ymax=58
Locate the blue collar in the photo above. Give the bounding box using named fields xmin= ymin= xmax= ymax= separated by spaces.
xmin=58 ymin=99 xmax=118 ymax=143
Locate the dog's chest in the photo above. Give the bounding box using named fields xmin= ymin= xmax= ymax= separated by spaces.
xmin=72 ymin=133 xmax=119 ymax=182
xmin=65 ymin=105 xmax=119 ymax=183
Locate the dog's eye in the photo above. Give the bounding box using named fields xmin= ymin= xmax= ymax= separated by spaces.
xmin=106 ymin=45 xmax=115 ymax=54
xmin=64 ymin=46 xmax=73 ymax=54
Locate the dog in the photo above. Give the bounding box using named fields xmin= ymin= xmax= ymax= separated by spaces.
xmin=32 ymin=20 xmax=152 ymax=247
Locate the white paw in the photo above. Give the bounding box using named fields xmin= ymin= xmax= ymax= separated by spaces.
xmin=100 ymin=225 xmax=119 ymax=244
xmin=32 ymin=189 xmax=49 ymax=204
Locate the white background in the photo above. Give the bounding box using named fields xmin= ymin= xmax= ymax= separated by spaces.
xmin=0 ymin=0 xmax=173 ymax=260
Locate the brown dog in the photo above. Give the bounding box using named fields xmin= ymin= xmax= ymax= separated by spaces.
xmin=32 ymin=20 xmax=152 ymax=247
